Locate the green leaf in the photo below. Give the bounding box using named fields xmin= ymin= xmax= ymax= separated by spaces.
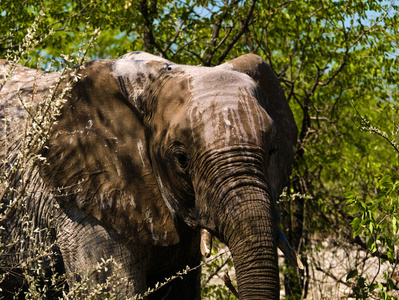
xmin=346 ymin=198 xmax=357 ymax=206
xmin=344 ymin=191 xmax=355 ymax=199
xmin=380 ymin=175 xmax=392 ymax=185
xmin=354 ymin=224 xmax=364 ymax=237
xmin=375 ymin=193 xmax=385 ymax=202
xmin=369 ymin=222 xmax=375 ymax=234
xmin=380 ymin=289 xmax=387 ymax=300
xmin=366 ymin=236 xmax=376 ymax=252
xmin=357 ymin=276 xmax=366 ymax=288
xmin=346 ymin=269 xmax=358 ymax=281
xmin=386 ymin=237 xmax=394 ymax=250
xmin=350 ymin=217 xmax=362 ymax=230
xmin=368 ymin=283 xmax=378 ymax=292
xmin=387 ymin=278 xmax=394 ymax=291
xmin=387 ymin=248 xmax=395 ymax=264
xmin=359 ymin=200 xmax=367 ymax=211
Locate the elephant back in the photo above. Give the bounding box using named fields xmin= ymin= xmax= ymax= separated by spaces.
xmin=0 ymin=60 xmax=61 ymax=268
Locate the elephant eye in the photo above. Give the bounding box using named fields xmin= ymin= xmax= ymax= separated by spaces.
xmin=175 ymin=152 xmax=189 ymax=170
xmin=167 ymin=142 xmax=190 ymax=171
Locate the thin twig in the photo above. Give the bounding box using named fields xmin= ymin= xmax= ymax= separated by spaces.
xmin=223 ymin=272 xmax=239 ymax=298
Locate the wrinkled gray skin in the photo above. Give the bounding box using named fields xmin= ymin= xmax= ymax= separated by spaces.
xmin=0 ymin=52 xmax=298 ymax=299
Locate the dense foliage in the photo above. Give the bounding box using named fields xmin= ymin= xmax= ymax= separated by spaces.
xmin=1 ymin=0 xmax=398 ymax=298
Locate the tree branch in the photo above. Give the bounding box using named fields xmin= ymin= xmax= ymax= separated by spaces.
xmin=216 ymin=0 xmax=257 ymax=65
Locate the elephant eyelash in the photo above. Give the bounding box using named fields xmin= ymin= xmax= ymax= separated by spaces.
xmin=167 ymin=142 xmax=190 ymax=171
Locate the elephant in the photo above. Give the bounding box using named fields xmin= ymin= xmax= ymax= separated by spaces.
xmin=0 ymin=51 xmax=299 ymax=299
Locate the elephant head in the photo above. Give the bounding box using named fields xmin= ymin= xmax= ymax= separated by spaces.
xmin=41 ymin=52 xmax=298 ymax=299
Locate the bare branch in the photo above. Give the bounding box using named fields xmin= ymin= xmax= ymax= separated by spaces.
xmin=216 ymin=0 xmax=257 ymax=65
xmin=223 ymin=272 xmax=239 ymax=298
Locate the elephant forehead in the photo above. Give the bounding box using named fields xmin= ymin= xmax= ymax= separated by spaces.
xmin=184 ymin=68 xmax=273 ymax=147
xmin=185 ymin=66 xmax=256 ymax=94
xmin=188 ymin=98 xmax=272 ymax=147
xmin=111 ymin=59 xmax=167 ymax=107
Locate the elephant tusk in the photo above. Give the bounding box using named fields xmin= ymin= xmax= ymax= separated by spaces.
xmin=200 ymin=229 xmax=213 ymax=258
xmin=277 ymin=229 xmax=304 ymax=270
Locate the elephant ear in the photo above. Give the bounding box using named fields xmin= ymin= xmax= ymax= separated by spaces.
xmin=219 ymin=54 xmax=298 ymax=200
xmin=41 ymin=57 xmax=179 ymax=246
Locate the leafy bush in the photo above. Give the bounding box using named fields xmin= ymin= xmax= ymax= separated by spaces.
xmin=345 ymin=109 xmax=399 ymax=299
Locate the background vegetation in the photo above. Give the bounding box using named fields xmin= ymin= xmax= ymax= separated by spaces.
xmin=1 ymin=0 xmax=398 ymax=298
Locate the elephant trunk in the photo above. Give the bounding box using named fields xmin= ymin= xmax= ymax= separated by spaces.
xmin=195 ymin=147 xmax=279 ymax=299
xmin=221 ymin=186 xmax=279 ymax=300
